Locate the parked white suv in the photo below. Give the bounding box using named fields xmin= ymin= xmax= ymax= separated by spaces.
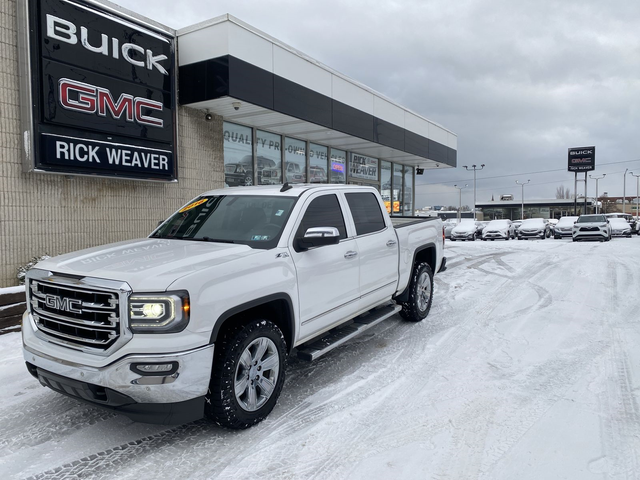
xmin=572 ymin=214 xmax=612 ymax=242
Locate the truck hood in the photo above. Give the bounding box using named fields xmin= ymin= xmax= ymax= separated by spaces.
xmin=34 ymin=238 xmax=258 ymax=291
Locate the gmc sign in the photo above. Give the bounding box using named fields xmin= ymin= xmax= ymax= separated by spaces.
xmin=18 ymin=0 xmax=177 ymax=181
xmin=568 ymin=146 xmax=596 ymax=172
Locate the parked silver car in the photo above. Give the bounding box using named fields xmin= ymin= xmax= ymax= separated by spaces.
xmin=517 ymin=218 xmax=549 ymax=240
xmin=553 ymin=216 xmax=579 ymax=239
xmin=450 ymin=220 xmax=479 ymax=241
xmin=608 ymin=217 xmax=632 ymax=238
xmin=572 ymin=214 xmax=612 ymax=242
xmin=482 ymin=219 xmax=512 ymax=241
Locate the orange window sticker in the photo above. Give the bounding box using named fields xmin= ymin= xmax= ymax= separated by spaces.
xmin=179 ymin=198 xmax=208 ymax=213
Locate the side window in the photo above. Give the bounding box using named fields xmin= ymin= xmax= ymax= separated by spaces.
xmin=296 ymin=194 xmax=347 ymax=240
xmin=345 ymin=192 xmax=386 ymax=236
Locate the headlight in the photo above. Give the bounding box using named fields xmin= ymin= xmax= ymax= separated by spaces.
xmin=129 ymin=291 xmax=190 ymax=333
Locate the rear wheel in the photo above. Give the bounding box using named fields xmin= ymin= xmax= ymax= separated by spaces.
xmin=400 ymin=262 xmax=433 ymax=322
xmin=205 ymin=320 xmax=286 ymax=429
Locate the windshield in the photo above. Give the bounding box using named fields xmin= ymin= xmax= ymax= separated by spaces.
xmin=521 ymin=218 xmax=544 ymax=227
xmin=557 ymin=217 xmax=578 ymax=226
xmin=609 ymin=218 xmax=628 ymax=226
xmin=577 ymin=215 xmax=606 ymax=223
xmin=487 ymin=220 xmax=509 ymax=228
xmin=151 ymin=195 xmax=297 ymax=249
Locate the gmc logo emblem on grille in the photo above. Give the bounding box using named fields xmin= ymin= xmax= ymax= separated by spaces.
xmin=45 ymin=294 xmax=83 ymax=314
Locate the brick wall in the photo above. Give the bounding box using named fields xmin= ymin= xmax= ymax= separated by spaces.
xmin=0 ymin=0 xmax=224 ymax=287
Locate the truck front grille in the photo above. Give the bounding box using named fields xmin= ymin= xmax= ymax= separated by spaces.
xmin=29 ymin=279 xmax=121 ymax=350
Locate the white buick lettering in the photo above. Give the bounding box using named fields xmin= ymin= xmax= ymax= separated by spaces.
xmin=46 ymin=14 xmax=169 ymax=75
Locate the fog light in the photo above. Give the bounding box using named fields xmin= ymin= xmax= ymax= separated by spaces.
xmin=131 ymin=362 xmax=178 ymax=376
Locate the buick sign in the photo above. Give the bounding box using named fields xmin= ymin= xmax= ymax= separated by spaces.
xmin=18 ymin=0 xmax=177 ymax=181
xmin=568 ymin=146 xmax=595 ymax=172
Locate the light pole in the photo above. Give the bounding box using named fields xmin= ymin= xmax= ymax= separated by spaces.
xmin=454 ymin=184 xmax=468 ymax=222
xmin=630 ymin=172 xmax=640 ymax=222
xmin=589 ymin=174 xmax=606 ymax=214
xmin=623 ymin=168 xmax=628 ymax=214
xmin=462 ymin=164 xmax=485 ymax=220
xmin=515 ymin=180 xmax=530 ymax=219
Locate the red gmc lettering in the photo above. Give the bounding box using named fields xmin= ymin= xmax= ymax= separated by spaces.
xmin=58 ymin=78 xmax=163 ymax=128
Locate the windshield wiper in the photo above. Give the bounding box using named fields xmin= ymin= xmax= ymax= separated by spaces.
xmin=194 ymin=237 xmax=236 ymax=244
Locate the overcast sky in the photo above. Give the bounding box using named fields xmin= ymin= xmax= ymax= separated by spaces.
xmin=113 ymin=0 xmax=640 ymax=209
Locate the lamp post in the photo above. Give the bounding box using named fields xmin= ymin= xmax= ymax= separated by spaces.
xmin=623 ymin=168 xmax=628 ymax=214
xmin=454 ymin=184 xmax=468 ymax=222
xmin=515 ymin=180 xmax=530 ymax=219
xmin=589 ymin=174 xmax=606 ymax=214
xmin=630 ymin=172 xmax=640 ymax=222
xmin=462 ymin=164 xmax=485 ymax=220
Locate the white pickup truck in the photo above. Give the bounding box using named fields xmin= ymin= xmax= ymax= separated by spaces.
xmin=22 ymin=184 xmax=445 ymax=429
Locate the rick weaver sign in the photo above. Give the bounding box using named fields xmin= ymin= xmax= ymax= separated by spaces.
xmin=19 ymin=0 xmax=177 ymax=181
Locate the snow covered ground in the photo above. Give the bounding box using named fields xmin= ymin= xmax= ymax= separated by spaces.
xmin=2 ymin=237 xmax=640 ymax=479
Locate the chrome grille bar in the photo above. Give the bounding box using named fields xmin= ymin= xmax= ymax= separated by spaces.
xmin=29 ymin=278 xmax=122 ymax=351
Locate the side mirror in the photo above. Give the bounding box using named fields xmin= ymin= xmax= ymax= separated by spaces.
xmin=295 ymin=227 xmax=340 ymax=251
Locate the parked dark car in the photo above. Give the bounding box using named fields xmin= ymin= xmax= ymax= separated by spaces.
xmin=225 ymin=155 xmax=278 ymax=186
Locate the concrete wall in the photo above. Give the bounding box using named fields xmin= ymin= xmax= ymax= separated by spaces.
xmin=0 ymin=0 xmax=225 ymax=287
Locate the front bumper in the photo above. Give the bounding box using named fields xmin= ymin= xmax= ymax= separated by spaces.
xmin=519 ymin=230 xmax=545 ymax=238
xmin=554 ymin=229 xmax=572 ymax=237
xmin=451 ymin=233 xmax=476 ymax=240
xmin=483 ymin=231 xmax=508 ymax=239
xmin=23 ymin=312 xmax=214 ymax=424
xmin=572 ymin=231 xmax=608 ymax=241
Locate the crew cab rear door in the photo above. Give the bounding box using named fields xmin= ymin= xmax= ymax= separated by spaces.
xmin=289 ymin=192 xmax=361 ymax=343
xmin=344 ymin=191 xmax=398 ymax=307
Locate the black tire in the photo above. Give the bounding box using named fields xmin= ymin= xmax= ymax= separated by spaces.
xmin=450 ymin=238 xmax=456 ymax=242
xmin=205 ymin=320 xmax=286 ymax=429
xmin=243 ymin=175 xmax=253 ymax=186
xmin=400 ymin=262 xmax=434 ymax=322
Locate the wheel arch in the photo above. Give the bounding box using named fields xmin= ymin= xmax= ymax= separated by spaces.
xmin=209 ymin=294 xmax=295 ymax=353
xmin=393 ymin=243 xmax=436 ymax=303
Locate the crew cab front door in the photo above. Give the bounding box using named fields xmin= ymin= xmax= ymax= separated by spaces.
xmin=290 ymin=193 xmax=360 ymax=343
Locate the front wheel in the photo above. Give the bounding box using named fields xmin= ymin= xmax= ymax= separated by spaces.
xmin=205 ymin=320 xmax=286 ymax=429
xmin=400 ymin=262 xmax=434 ymax=322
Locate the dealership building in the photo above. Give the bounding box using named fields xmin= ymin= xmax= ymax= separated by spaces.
xmin=0 ymin=0 xmax=457 ymax=287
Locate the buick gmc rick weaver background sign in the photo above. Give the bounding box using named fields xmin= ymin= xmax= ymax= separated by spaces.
xmin=567 ymin=146 xmax=595 ymax=172
xmin=19 ymin=0 xmax=177 ymax=181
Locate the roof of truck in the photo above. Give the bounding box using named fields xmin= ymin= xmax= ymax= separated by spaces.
xmin=201 ymin=184 xmax=377 ymax=197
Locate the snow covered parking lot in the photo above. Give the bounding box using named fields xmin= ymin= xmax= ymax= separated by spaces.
xmin=2 ymin=237 xmax=640 ymax=479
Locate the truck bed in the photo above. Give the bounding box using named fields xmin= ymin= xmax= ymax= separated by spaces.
xmin=391 ymin=216 xmax=440 ymax=228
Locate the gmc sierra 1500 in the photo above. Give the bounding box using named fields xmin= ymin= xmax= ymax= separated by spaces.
xmin=22 ymin=184 xmax=444 ymax=429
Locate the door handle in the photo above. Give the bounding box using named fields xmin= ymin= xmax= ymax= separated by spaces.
xmin=386 ymin=240 xmax=397 ymax=247
xmin=344 ymin=251 xmax=358 ymax=259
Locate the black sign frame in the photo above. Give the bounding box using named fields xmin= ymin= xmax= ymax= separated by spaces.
xmin=568 ymin=146 xmax=596 ymax=172
xmin=18 ymin=0 xmax=178 ymax=181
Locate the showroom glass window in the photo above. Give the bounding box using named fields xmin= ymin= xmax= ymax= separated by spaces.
xmin=380 ymin=161 xmax=392 ymax=214
xmin=404 ymin=166 xmax=414 ymax=215
xmin=330 ymin=149 xmax=346 ymax=184
xmin=309 ymin=144 xmax=328 ymax=183
xmin=223 ymin=122 xmax=253 ymax=187
xmin=256 ymin=130 xmax=282 ymax=185
xmin=350 ymin=153 xmax=379 ymax=183
xmin=392 ymin=163 xmax=404 ymax=215
xmin=284 ymin=137 xmax=307 ymax=183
